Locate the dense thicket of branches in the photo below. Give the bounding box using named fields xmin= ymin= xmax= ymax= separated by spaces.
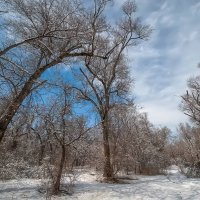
xmin=0 ymin=103 xmax=171 ymax=179
xmin=89 ymin=105 xmax=171 ymax=175
xmin=170 ymin=123 xmax=200 ymax=178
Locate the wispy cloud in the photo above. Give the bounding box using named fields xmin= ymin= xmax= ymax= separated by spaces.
xmin=110 ymin=0 xmax=200 ymax=131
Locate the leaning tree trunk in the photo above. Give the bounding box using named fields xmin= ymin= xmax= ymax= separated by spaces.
xmin=52 ymin=145 xmax=66 ymax=195
xmin=0 ymin=64 xmax=53 ymax=143
xmin=0 ymin=53 xmax=63 ymax=143
xmin=102 ymin=115 xmax=113 ymax=179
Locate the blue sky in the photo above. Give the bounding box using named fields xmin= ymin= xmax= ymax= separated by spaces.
xmin=108 ymin=0 xmax=200 ymax=132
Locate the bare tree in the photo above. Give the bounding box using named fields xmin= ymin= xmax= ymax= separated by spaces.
xmin=32 ymin=83 xmax=94 ymax=194
xmin=0 ymin=0 xmax=111 ymax=142
xmin=181 ymin=75 xmax=200 ymax=125
xmin=73 ymin=0 xmax=151 ymax=180
xmin=178 ymin=66 xmax=200 ymax=177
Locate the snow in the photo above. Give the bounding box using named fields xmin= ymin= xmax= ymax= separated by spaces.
xmin=0 ymin=166 xmax=200 ymax=200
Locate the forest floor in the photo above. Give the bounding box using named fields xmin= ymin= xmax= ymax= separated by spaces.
xmin=0 ymin=166 xmax=200 ymax=200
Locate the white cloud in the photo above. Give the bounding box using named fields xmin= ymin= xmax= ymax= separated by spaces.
xmin=106 ymin=0 xmax=200 ymax=132
xmin=126 ymin=0 xmax=200 ymax=132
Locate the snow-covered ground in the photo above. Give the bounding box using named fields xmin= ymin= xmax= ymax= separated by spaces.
xmin=1 ymin=166 xmax=200 ymax=200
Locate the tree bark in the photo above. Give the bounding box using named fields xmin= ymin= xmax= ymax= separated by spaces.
xmin=102 ymin=116 xmax=113 ymax=179
xmin=38 ymin=144 xmax=45 ymax=166
xmin=52 ymin=145 xmax=66 ymax=195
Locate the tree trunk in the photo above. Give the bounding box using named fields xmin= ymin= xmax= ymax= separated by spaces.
xmin=38 ymin=144 xmax=45 ymax=166
xmin=0 ymin=66 xmax=49 ymax=143
xmin=0 ymin=128 xmax=5 ymax=143
xmin=102 ymin=116 xmax=113 ymax=179
xmin=52 ymin=145 xmax=66 ymax=195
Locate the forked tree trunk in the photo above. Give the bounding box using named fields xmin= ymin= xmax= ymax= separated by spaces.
xmin=52 ymin=145 xmax=66 ymax=195
xmin=102 ymin=116 xmax=113 ymax=179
